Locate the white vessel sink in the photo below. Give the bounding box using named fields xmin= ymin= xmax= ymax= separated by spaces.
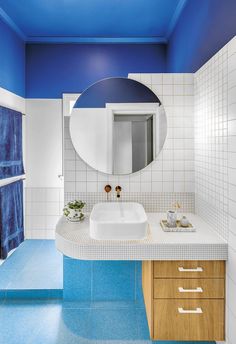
xmin=90 ymin=202 xmax=148 ymax=240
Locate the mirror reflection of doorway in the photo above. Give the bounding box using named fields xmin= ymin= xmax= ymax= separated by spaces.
xmin=113 ymin=114 xmax=154 ymax=174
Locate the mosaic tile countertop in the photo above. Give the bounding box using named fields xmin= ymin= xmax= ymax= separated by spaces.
xmin=56 ymin=213 xmax=228 ymax=261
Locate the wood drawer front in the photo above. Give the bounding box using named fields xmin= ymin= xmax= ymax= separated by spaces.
xmin=153 ymin=260 xmax=225 ymax=278
xmin=153 ymin=299 xmax=224 ymax=341
xmin=153 ymin=278 xmax=225 ymax=299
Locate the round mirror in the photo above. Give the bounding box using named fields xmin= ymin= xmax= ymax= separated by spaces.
xmin=70 ymin=77 xmax=167 ymax=175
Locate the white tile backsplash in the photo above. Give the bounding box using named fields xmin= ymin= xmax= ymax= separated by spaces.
xmin=64 ymin=191 xmax=194 ymax=213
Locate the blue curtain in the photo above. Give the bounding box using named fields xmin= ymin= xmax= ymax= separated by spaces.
xmin=0 ymin=180 xmax=24 ymax=259
xmin=0 ymin=105 xmax=24 ymax=179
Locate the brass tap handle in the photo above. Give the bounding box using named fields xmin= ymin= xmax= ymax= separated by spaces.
xmin=115 ymin=185 xmax=122 ymax=198
xmin=104 ymin=185 xmax=112 ymax=200
xmin=104 ymin=185 xmax=112 ymax=193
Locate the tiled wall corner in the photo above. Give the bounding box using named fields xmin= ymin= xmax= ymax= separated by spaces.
xmin=226 ymin=36 xmax=236 ymax=344
xmin=64 ymin=73 xmax=195 ymax=204
xmin=195 ymin=35 xmax=236 ymax=344
xmin=25 ymin=187 xmax=64 ymax=239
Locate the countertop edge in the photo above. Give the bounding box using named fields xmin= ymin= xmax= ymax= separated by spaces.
xmin=55 ymin=213 xmax=228 ymax=261
xmin=55 ymin=232 xmax=228 ymax=261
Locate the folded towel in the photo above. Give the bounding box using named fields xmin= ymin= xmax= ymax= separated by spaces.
xmin=0 ymin=180 xmax=24 ymax=259
xmin=0 ymin=105 xmax=24 ymax=179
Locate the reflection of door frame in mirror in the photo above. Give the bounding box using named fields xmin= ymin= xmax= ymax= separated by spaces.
xmin=62 ymin=93 xmax=81 ymax=117
xmin=62 ymin=93 xmax=81 ymax=178
xmin=106 ymin=103 xmax=160 ymax=174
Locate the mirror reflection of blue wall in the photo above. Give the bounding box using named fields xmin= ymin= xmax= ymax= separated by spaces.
xmin=74 ymin=77 xmax=161 ymax=108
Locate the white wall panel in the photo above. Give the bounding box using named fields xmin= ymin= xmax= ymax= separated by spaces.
xmin=25 ymin=99 xmax=63 ymax=188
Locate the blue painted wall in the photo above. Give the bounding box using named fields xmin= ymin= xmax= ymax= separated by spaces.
xmin=0 ymin=18 xmax=25 ymax=97
xmin=167 ymin=0 xmax=236 ymax=72
xmin=25 ymin=44 xmax=166 ymax=98
xmin=3 ymin=0 xmax=235 ymax=97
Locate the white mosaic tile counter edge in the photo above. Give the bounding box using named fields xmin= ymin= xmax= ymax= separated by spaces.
xmin=56 ymin=213 xmax=228 ymax=260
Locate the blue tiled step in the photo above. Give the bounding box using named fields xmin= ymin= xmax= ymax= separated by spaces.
xmin=0 ymin=288 xmax=63 ymax=299
xmin=0 ymin=240 xmax=63 ymax=291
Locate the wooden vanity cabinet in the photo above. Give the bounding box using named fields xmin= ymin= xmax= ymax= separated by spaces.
xmin=142 ymin=260 xmax=225 ymax=341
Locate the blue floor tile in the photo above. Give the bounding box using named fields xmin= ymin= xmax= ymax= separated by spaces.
xmin=8 ymin=266 xmax=62 ymax=289
xmin=33 ymin=307 xmax=91 ymax=344
xmin=0 ymin=240 xmax=63 ymax=292
xmin=136 ymin=307 xmax=151 ymax=339
xmin=0 ymin=300 xmax=56 ymax=344
xmin=0 ymin=268 xmax=21 ymax=289
xmin=90 ymin=307 xmax=138 ymax=340
xmin=1 ymin=240 xmax=45 ymax=270
xmin=0 ymin=300 xmax=216 ymax=344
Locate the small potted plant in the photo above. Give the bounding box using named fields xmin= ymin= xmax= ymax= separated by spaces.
xmin=63 ymin=200 xmax=86 ymax=222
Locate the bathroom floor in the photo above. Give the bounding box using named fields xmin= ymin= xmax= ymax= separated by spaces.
xmin=0 ymin=241 xmax=214 ymax=344
xmin=0 ymin=299 xmax=214 ymax=344
xmin=0 ymin=240 xmax=63 ymax=297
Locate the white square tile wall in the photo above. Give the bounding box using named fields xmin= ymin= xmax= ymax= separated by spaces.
xmin=24 ymin=187 xmax=64 ymax=239
xmin=195 ymin=43 xmax=229 ymax=240
xmin=64 ymin=73 xmax=195 ymax=211
xmin=195 ymin=36 xmax=236 ymax=344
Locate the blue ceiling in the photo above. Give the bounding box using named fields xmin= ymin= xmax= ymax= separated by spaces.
xmin=0 ymin=0 xmax=187 ymax=43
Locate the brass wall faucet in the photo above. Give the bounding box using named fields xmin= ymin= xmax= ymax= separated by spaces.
xmin=115 ymin=185 xmax=122 ymax=198
xmin=104 ymin=184 xmax=112 ymax=200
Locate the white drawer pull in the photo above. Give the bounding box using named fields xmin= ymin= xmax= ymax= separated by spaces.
xmin=178 ymin=307 xmax=203 ymax=314
xmin=178 ymin=267 xmax=203 ymax=272
xmin=178 ymin=287 xmax=203 ymax=293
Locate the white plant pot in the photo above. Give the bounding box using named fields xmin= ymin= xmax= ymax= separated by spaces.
xmin=65 ymin=208 xmax=84 ymax=222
